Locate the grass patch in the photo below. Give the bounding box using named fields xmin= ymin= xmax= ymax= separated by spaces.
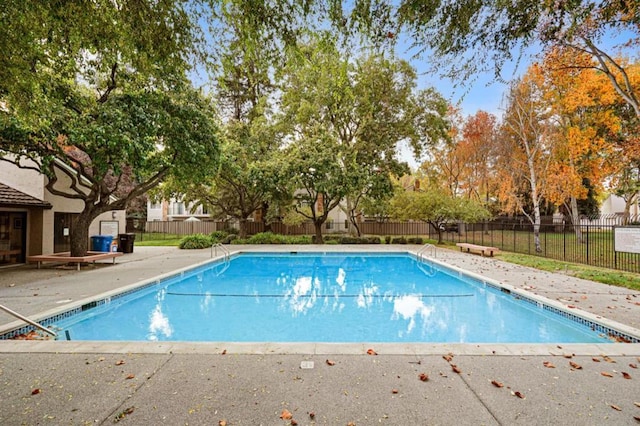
xmin=500 ymin=252 xmax=640 ymax=291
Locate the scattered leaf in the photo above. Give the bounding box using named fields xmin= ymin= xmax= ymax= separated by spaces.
xmin=513 ymin=391 xmax=525 ymax=399
xmin=633 ymin=415 xmax=640 ymax=422
xmin=221 ymin=349 xmax=227 ymax=355
xmin=291 ymin=419 xmax=298 ymax=425
xmin=419 ymin=373 xmax=429 ymax=382
xmin=543 ymin=361 xmax=556 ymax=368
xmin=592 ymin=358 xmax=601 ymax=362
xmin=603 ymin=356 xmax=616 ymax=363
xmin=391 ymin=388 xmax=399 ymax=394
xmin=366 ymin=349 xmax=377 ymax=356
xmin=622 ymin=372 xmax=632 ymax=379
xmin=443 ymin=354 xmax=453 ymax=362
xmin=491 ymin=380 xmax=504 ymax=388
xmin=280 ymin=409 xmax=293 ymax=420
xmin=31 ymin=388 xmax=41 ymax=395
xmin=115 ymin=360 xmax=125 ymax=366
xmin=630 ymin=363 xmax=638 ymax=369
xmin=569 ymin=361 xmax=582 ymax=370
xmin=611 ymin=404 xmax=622 ymax=411
xmin=634 ymin=402 xmax=640 ymax=408
xmin=347 ymin=422 xmax=356 ymax=426
xmin=601 ymin=372 xmax=614 ymax=378
xmin=451 ymin=364 xmax=462 ymax=374
xmin=114 ymin=406 xmax=135 ymax=422
xmin=326 ymin=359 xmax=336 ymax=366
xmin=125 ymin=374 xmax=135 ymax=380
xmin=219 ymin=421 xmax=227 ymax=426
xmin=309 ymin=411 xmax=315 ymax=419
xmin=563 ymin=354 xmax=574 ymax=359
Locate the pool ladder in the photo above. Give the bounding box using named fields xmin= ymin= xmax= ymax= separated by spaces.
xmin=211 ymin=243 xmax=230 ymax=260
xmin=416 ymin=243 xmax=436 ymax=261
xmin=0 ymin=303 xmax=57 ymax=338
xmin=416 ymin=244 xmax=437 ymax=277
xmin=211 ymin=243 xmax=231 ymax=276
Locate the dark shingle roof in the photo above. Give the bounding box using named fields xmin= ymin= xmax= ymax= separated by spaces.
xmin=0 ymin=182 xmax=52 ymax=208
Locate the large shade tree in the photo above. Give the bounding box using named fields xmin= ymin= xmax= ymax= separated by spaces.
xmin=277 ymin=35 xmax=449 ymax=243
xmin=0 ymin=1 xmax=219 ymax=256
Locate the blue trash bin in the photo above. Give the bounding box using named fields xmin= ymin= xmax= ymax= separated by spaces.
xmin=90 ymin=235 xmax=114 ymax=252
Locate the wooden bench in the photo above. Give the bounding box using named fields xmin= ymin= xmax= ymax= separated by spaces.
xmin=27 ymin=251 xmax=123 ymax=271
xmin=456 ymin=243 xmax=500 ymax=257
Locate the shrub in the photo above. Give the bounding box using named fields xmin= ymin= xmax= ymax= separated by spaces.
xmin=210 ymin=230 xmax=229 ymax=243
xmin=384 ymin=236 xmax=391 ymax=244
xmin=391 ymin=237 xmax=407 ymax=244
xmin=366 ymin=236 xmax=381 ymax=244
xmin=179 ymin=233 xmax=212 ymax=249
xmin=407 ymin=237 xmax=424 ymax=244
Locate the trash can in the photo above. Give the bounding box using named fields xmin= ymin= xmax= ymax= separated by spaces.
xmin=90 ymin=235 xmax=114 ymax=252
xmin=118 ymin=233 xmax=136 ymax=253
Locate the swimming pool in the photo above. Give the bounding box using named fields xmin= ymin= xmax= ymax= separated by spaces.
xmin=46 ymin=252 xmax=628 ymax=343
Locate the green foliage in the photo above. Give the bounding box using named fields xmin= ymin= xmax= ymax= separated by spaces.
xmin=179 ymin=234 xmax=213 ymax=250
xmin=391 ymin=237 xmax=407 ymax=244
xmin=235 ymin=232 xmax=312 ymax=244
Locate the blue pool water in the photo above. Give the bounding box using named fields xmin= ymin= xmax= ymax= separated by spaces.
xmin=53 ymin=253 xmax=611 ymax=343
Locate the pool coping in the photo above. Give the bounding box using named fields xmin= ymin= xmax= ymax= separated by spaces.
xmin=1 ymin=247 xmax=640 ymax=355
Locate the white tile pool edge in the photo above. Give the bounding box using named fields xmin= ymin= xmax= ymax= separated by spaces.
xmin=1 ymin=248 xmax=639 ymax=355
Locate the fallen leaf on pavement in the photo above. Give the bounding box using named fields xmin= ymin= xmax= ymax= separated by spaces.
xmin=115 ymin=360 xmax=125 ymax=366
xmin=326 ymin=359 xmax=335 ymax=366
xmin=309 ymin=411 xmax=315 ymax=419
xmin=114 ymin=406 xmax=135 ymax=422
xmin=601 ymin=372 xmax=614 ymax=378
xmin=563 ymin=354 xmax=574 ymax=359
xmin=543 ymin=361 xmax=555 ymax=368
xmin=443 ymin=354 xmax=453 ymax=362
xmin=291 ymin=419 xmax=298 ymax=425
xmin=610 ymin=404 xmax=621 ymax=411
xmin=419 ymin=373 xmax=429 ymax=382
xmin=219 ymin=420 xmax=227 ymax=426
xmin=221 ymin=349 xmax=227 ymax=355
xmin=31 ymin=388 xmax=41 ymax=395
xmin=125 ymin=374 xmax=135 ymax=380
xmin=622 ymin=372 xmax=631 ymax=379
xmin=513 ymin=391 xmax=525 ymax=399
xmin=451 ymin=364 xmax=462 ymax=374
xmin=392 ymin=388 xmax=399 ymax=394
xmin=367 ymin=349 xmax=377 ymax=355
xmin=491 ymin=380 xmax=504 ymax=388
xmin=634 ymin=402 xmax=640 ymax=408
xmin=569 ymin=361 xmax=582 ymax=370
xmin=592 ymin=358 xmax=601 ymax=362
xmin=280 ymin=409 xmax=293 ymax=420
xmin=629 ymin=363 xmax=637 ymax=369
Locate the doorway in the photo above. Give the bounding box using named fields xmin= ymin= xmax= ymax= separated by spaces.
xmin=0 ymin=212 xmax=26 ymax=265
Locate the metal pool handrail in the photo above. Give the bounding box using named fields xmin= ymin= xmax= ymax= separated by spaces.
xmin=0 ymin=303 xmax=57 ymax=337
xmin=416 ymin=243 xmax=436 ymax=261
xmin=211 ymin=242 xmax=230 ymax=260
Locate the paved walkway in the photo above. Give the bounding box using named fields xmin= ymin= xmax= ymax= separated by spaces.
xmin=1 ymin=245 xmax=639 ymax=425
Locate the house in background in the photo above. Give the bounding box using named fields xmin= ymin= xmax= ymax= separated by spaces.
xmin=600 ymin=193 xmax=640 ymax=217
xmin=0 ymin=159 xmax=125 ymax=267
xmin=147 ymin=199 xmax=211 ymax=221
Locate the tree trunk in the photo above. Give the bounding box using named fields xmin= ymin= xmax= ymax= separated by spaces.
xmin=238 ymin=218 xmax=248 ymax=239
xmin=533 ymin=205 xmax=542 ymax=253
xmin=69 ymin=211 xmax=94 ymax=257
xmin=313 ymin=221 xmax=324 ymax=244
xmin=569 ymin=196 xmax=583 ymax=244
